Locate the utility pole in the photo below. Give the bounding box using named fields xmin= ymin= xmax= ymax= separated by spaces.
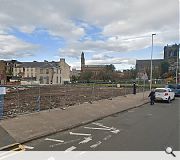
xmin=150 ymin=33 xmax=156 ymax=90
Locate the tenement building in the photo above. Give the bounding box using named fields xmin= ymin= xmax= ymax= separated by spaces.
xmin=0 ymin=60 xmax=6 ymax=85
xmin=13 ymin=59 xmax=70 ymax=85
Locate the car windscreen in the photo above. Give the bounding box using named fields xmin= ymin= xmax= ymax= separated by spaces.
xmin=177 ymin=85 xmax=180 ymax=89
xmin=155 ymin=89 xmax=166 ymax=92
xmin=166 ymin=85 xmax=175 ymax=89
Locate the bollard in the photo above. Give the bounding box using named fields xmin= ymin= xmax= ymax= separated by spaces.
xmin=133 ymin=82 xmax=136 ymax=95
xmin=0 ymin=95 xmax=4 ymax=119
xmin=0 ymin=87 xmax=6 ymax=119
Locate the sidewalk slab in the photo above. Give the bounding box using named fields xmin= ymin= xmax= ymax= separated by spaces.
xmin=0 ymin=92 xmax=149 ymax=144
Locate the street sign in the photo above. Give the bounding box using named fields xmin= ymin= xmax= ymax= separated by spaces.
xmin=0 ymin=87 xmax=6 ymax=95
xmin=141 ymin=73 xmax=148 ymax=80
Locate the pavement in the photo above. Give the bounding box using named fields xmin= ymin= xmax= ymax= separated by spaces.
xmin=25 ymin=98 xmax=180 ymax=151
xmin=0 ymin=91 xmax=149 ymax=146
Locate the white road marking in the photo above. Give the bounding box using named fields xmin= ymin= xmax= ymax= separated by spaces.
xmin=65 ymin=146 xmax=76 ymax=151
xmin=50 ymin=139 xmax=81 ymax=148
xmin=85 ymin=122 xmax=121 ymax=134
xmin=103 ymin=135 xmax=112 ymax=141
xmin=45 ymin=138 xmax=64 ymax=143
xmin=84 ymin=126 xmax=112 ymax=131
xmin=69 ymin=132 xmax=91 ymax=136
xmin=23 ymin=145 xmax=34 ymax=150
xmin=111 ymin=129 xmax=120 ymax=134
xmin=79 ymin=137 xmax=92 ymax=144
xmin=90 ymin=141 xmax=102 ymax=148
xmin=92 ymin=122 xmax=112 ymax=129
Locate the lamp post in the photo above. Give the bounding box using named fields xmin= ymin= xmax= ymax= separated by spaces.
xmin=175 ymin=49 xmax=179 ymax=85
xmin=150 ymin=33 xmax=156 ymax=91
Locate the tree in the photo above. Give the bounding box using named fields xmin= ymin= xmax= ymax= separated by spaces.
xmin=80 ymin=71 xmax=93 ymax=82
xmin=106 ymin=64 xmax=115 ymax=72
xmin=160 ymin=61 xmax=170 ymax=76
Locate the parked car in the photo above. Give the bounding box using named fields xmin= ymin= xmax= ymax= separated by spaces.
xmin=165 ymin=84 xmax=180 ymax=97
xmin=155 ymin=88 xmax=175 ymax=103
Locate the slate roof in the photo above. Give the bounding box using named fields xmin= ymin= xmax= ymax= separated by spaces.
xmin=16 ymin=62 xmax=59 ymax=68
xmin=85 ymin=65 xmax=106 ymax=68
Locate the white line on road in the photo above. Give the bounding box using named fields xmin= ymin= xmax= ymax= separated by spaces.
xmin=92 ymin=122 xmax=112 ymax=129
xmin=69 ymin=132 xmax=91 ymax=136
xmin=65 ymin=146 xmax=77 ymax=151
xmin=79 ymin=137 xmax=92 ymax=144
xmin=103 ymin=135 xmax=112 ymax=141
xmin=84 ymin=126 xmax=112 ymax=131
xmin=111 ymin=129 xmax=120 ymax=134
xmin=23 ymin=145 xmax=34 ymax=150
xmin=45 ymin=138 xmax=64 ymax=143
xmin=90 ymin=141 xmax=102 ymax=148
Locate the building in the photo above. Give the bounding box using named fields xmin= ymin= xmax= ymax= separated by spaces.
xmin=70 ymin=68 xmax=81 ymax=77
xmin=5 ymin=60 xmax=21 ymax=81
xmin=13 ymin=59 xmax=70 ymax=85
xmin=81 ymin=52 xmax=107 ymax=76
xmin=164 ymin=44 xmax=179 ymax=72
xmin=0 ymin=60 xmax=6 ymax=85
xmin=136 ymin=44 xmax=179 ymax=79
xmin=136 ymin=59 xmax=163 ymax=79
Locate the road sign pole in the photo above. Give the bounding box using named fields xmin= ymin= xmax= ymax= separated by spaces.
xmin=0 ymin=94 xmax=4 ymax=119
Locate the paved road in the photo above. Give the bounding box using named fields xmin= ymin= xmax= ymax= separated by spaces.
xmin=24 ymin=98 xmax=180 ymax=151
xmin=0 ymin=125 xmax=16 ymax=149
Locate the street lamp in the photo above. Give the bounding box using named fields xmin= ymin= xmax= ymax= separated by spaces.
xmin=175 ymin=49 xmax=179 ymax=85
xmin=150 ymin=33 xmax=156 ymax=90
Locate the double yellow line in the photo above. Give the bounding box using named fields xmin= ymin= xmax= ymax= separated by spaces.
xmin=0 ymin=143 xmax=25 ymax=160
xmin=0 ymin=143 xmax=25 ymax=151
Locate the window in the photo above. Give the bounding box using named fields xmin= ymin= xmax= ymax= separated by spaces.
xmin=57 ymin=76 xmax=58 ymax=83
xmin=46 ymin=69 xmax=49 ymax=74
xmin=60 ymin=77 xmax=61 ymax=84
xmin=46 ymin=76 xmax=49 ymax=84
xmin=39 ymin=76 xmax=43 ymax=84
xmin=40 ymin=69 xmax=43 ymax=74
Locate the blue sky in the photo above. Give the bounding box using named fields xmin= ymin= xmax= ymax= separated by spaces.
xmin=0 ymin=0 xmax=179 ymax=70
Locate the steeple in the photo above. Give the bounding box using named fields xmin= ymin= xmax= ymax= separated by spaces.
xmin=81 ymin=52 xmax=85 ymax=71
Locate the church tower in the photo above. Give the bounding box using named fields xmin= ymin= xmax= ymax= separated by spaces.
xmin=81 ymin=52 xmax=85 ymax=71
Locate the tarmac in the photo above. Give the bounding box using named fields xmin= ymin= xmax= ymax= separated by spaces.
xmin=0 ymin=91 xmax=149 ymax=145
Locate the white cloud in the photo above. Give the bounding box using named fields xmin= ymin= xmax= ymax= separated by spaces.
xmin=0 ymin=33 xmax=38 ymax=59
xmin=0 ymin=0 xmax=178 ymax=67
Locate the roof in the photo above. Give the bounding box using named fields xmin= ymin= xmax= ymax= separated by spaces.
xmin=85 ymin=65 xmax=106 ymax=68
xmin=16 ymin=62 xmax=59 ymax=68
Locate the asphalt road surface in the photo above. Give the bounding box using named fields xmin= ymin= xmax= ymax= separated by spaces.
xmin=0 ymin=126 xmax=16 ymax=149
xmin=24 ymin=98 xmax=180 ymax=151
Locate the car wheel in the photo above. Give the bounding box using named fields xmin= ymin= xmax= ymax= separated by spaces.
xmin=167 ymin=97 xmax=171 ymax=103
xmin=173 ymin=96 xmax=175 ymax=100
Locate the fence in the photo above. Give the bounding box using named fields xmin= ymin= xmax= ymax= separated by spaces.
xmin=1 ymin=82 xmax=153 ymax=119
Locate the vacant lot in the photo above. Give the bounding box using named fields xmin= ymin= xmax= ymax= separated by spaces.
xmin=3 ymin=84 xmax=143 ymax=118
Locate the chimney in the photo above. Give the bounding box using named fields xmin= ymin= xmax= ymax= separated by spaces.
xmin=60 ymin=58 xmax=65 ymax=63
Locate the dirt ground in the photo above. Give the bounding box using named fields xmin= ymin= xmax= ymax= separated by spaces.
xmin=3 ymin=84 xmax=142 ymax=118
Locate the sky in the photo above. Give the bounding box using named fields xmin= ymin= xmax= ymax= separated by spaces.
xmin=0 ymin=0 xmax=179 ymax=71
